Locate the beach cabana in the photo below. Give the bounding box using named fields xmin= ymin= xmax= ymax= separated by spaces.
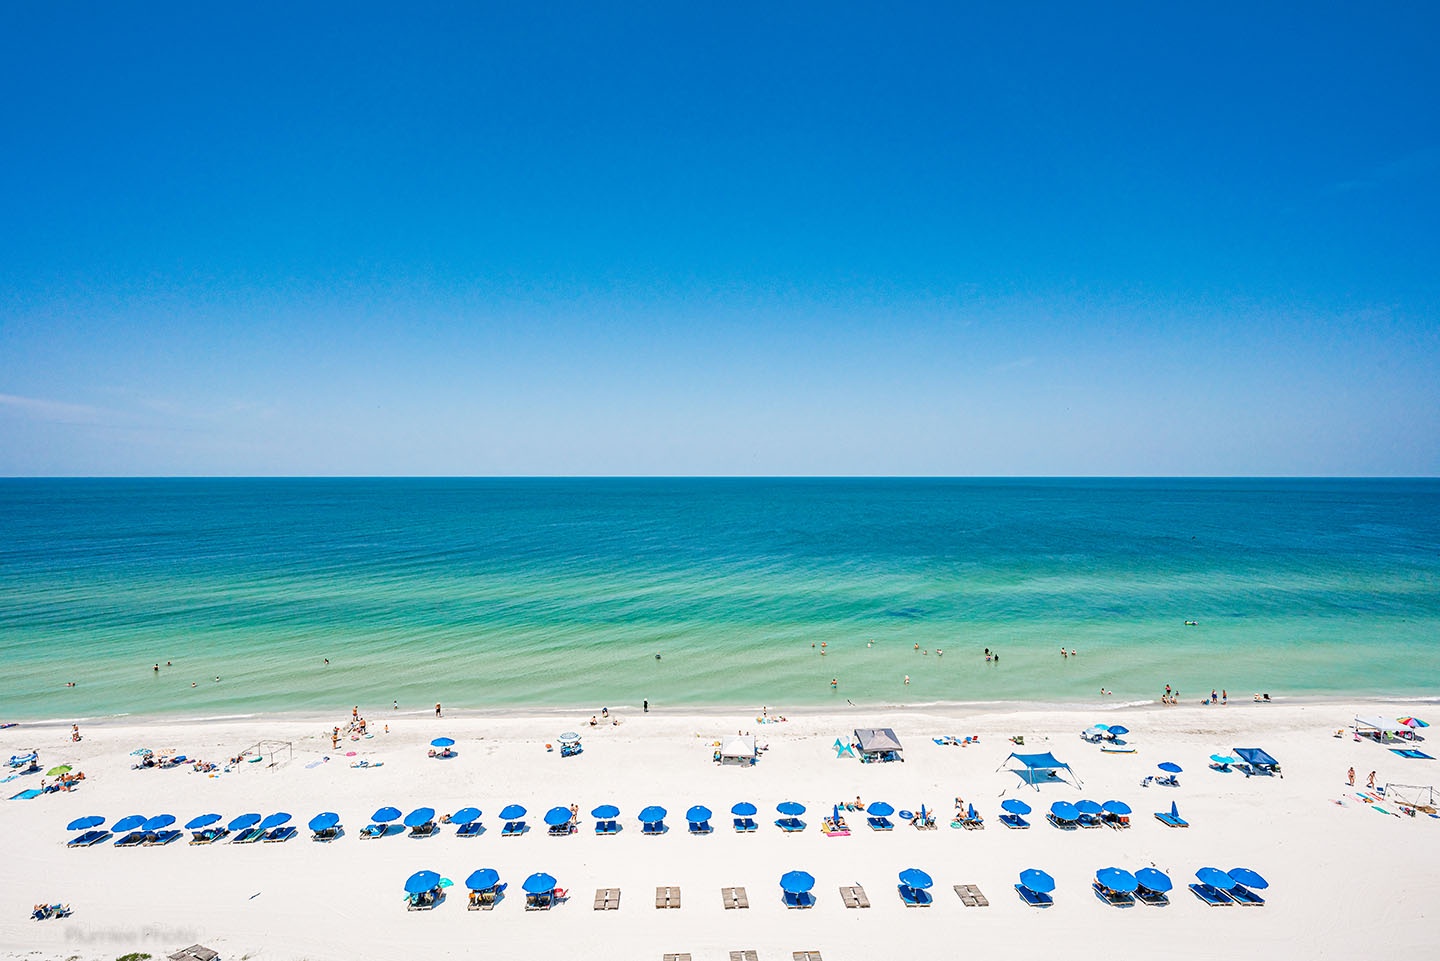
xmin=404 ymin=806 xmax=438 ymax=838
xmin=776 ymin=800 xmax=806 ymax=832
xmin=639 ymin=805 xmax=667 ymax=835
xmin=686 ymin=805 xmax=713 ymax=834
xmin=898 ymin=868 xmax=933 ymax=907
xmin=999 ymin=798 xmax=1031 ymax=829
xmin=404 ymin=869 xmax=443 ymax=911
xmin=866 ymin=801 xmax=895 ymax=831
xmin=731 ymin=801 xmax=758 ymax=833
xmin=854 ymin=728 xmax=903 ymax=763
xmin=544 ymin=806 xmax=575 ymax=836
xmin=500 ymin=803 xmax=528 ymax=837
xmin=1016 ymin=869 xmax=1055 ymax=907
xmin=1233 ymin=747 xmax=1282 ymax=777
xmin=523 ymin=871 xmax=559 ymax=911
xmin=465 ymin=868 xmax=503 ymax=910
xmin=1134 ymin=867 xmax=1172 ymax=905
xmin=1093 ymin=867 xmax=1138 ymax=907
xmin=1000 ymin=751 xmax=1082 ymax=790
xmin=592 ymin=804 xmax=621 ymax=835
xmin=718 ymin=734 xmax=757 ymax=765
xmin=308 ymin=811 xmax=342 ymax=842
xmin=780 ymin=870 xmax=816 ymax=909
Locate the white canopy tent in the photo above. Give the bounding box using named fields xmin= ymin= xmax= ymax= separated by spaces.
xmin=1355 ymin=716 xmax=1408 ymax=736
xmin=718 ymin=734 xmax=757 ymax=765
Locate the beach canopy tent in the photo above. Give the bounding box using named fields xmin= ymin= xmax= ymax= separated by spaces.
xmin=1356 ymin=716 xmax=1408 ymax=736
xmin=719 ymin=734 xmax=757 ymax=765
xmin=1233 ymin=747 xmax=1280 ymax=771
xmin=1000 ymin=751 xmax=1082 ymax=790
xmin=854 ymin=728 xmax=903 ymax=759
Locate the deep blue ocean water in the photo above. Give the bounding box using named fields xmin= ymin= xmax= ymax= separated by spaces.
xmin=2 ymin=478 xmax=1437 ymax=719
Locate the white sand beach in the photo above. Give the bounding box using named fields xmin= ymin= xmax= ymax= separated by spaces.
xmin=3 ymin=699 xmax=1437 ymax=961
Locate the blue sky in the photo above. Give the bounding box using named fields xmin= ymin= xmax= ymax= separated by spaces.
xmin=2 ymin=3 xmax=1437 ymax=475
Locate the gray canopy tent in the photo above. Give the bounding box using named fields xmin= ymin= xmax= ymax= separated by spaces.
xmin=854 ymin=728 xmax=903 ymax=762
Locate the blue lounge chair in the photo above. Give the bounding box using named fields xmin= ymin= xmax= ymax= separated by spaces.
xmin=232 ymin=826 xmax=265 ymax=843
xmin=732 ymin=816 xmax=757 ymax=832
xmin=1189 ymin=882 xmax=1234 ymax=906
xmin=783 ymin=890 xmax=815 ymax=909
xmin=1154 ymin=801 xmax=1189 ymax=828
xmin=639 ymin=805 xmax=667 ymax=835
xmin=776 ymin=816 xmax=805 ymax=832
xmin=1093 ymin=881 xmax=1134 ymax=906
xmin=264 ymin=825 xmax=298 ymax=843
xmin=641 ymin=820 xmax=666 ymax=835
xmin=502 ymin=820 xmax=527 ymax=837
xmin=1015 ymin=885 xmax=1053 ymax=907
xmin=999 ymin=814 xmax=1030 ymax=829
xmin=145 ymin=829 xmax=182 ymax=846
xmin=1016 ymin=869 xmax=1055 ymax=907
xmin=1046 ymin=801 xmax=1080 ymax=830
xmin=67 ymin=830 xmax=110 ymax=847
xmin=1092 ymin=868 xmax=1138 ymax=907
xmin=451 ymin=807 xmax=483 ymax=837
xmin=867 ymin=815 xmax=894 ymax=830
xmin=899 ymin=885 xmax=933 ymax=906
xmin=456 ymin=821 xmax=483 ymax=837
xmin=1229 ymin=884 xmax=1265 ymax=905
xmin=688 ymin=819 xmax=712 ymax=834
xmin=114 ymin=831 xmax=146 ymax=847
xmin=1135 ymin=868 xmax=1172 ymax=905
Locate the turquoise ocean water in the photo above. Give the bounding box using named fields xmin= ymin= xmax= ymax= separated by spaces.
xmin=2 ymin=478 xmax=1438 ymax=720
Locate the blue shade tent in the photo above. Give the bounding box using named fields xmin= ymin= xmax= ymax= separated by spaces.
xmin=779 ymin=871 xmax=815 ymax=893
xmin=729 ymin=802 xmax=756 ymax=817
xmin=430 ymin=737 xmax=455 ymax=748
xmin=686 ymin=805 xmax=712 ymax=822
xmin=371 ymin=806 xmax=402 ymax=823
xmin=1075 ymin=800 xmax=1103 ymax=815
xmin=867 ymin=801 xmax=894 ymax=817
xmin=1102 ymin=800 xmax=1131 ymax=816
xmin=1096 ymin=867 xmax=1139 ymax=892
xmin=259 ymin=813 xmax=291 ymax=830
xmin=777 ymin=801 xmax=806 ymax=816
xmin=898 ymin=868 xmax=933 ymax=889
xmin=1019 ymin=869 xmax=1055 ymax=894
xmin=404 ymin=870 xmax=441 ymax=895
xmin=1049 ymin=801 xmax=1080 ymax=821
xmin=639 ymin=805 xmax=667 ymax=823
xmin=1135 ymin=867 xmax=1173 ymax=892
xmin=451 ymin=807 xmax=482 ymax=825
xmin=227 ymin=813 xmax=261 ymax=832
xmin=522 ymin=872 xmax=557 ymax=895
xmin=404 ymin=807 xmax=436 ymax=828
xmin=1158 ymin=762 xmax=1183 ymax=774
xmin=500 ymin=804 xmax=527 ymax=820
xmin=1233 ymin=747 xmax=1280 ymax=768
xmin=308 ymin=812 xmax=340 ymax=832
xmin=544 ymin=806 xmax=572 ymax=826
xmin=465 ymin=869 xmax=499 ymax=891
xmin=1196 ymin=867 xmax=1237 ymax=890
xmin=1000 ymin=752 xmax=1082 ymax=790
xmin=142 ymin=815 xmax=176 ymax=831
xmin=1001 ymin=799 xmax=1032 ymax=815
xmin=1106 ymin=725 xmax=1130 ymax=737
xmin=67 ymin=815 xmax=105 ymax=831
xmin=1227 ymin=867 xmax=1268 ymax=889
xmin=592 ymin=804 xmax=620 ymax=819
xmin=184 ymin=814 xmax=221 ymax=830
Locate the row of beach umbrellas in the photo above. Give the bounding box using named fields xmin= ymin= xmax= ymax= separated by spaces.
xmin=1022 ymin=866 xmax=1268 ymax=895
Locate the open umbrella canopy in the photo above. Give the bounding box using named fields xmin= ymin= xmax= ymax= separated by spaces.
xmin=1019 ymin=869 xmax=1056 ymax=894
xmin=130 ymin=749 xmax=151 ymax=756
xmin=500 ymin=804 xmax=527 ymax=820
xmin=730 ymin=801 xmax=757 ymax=816
xmin=592 ymin=804 xmax=620 ymax=819
xmin=867 ymin=801 xmax=894 ymax=817
xmin=1101 ymin=800 xmax=1131 ymax=816
xmin=403 ymin=807 xmax=436 ymax=828
xmin=1227 ymin=867 xmax=1269 ymax=890
xmin=465 ymin=868 xmax=500 ymax=891
xmin=227 ymin=813 xmax=261 ymax=832
xmin=1075 ymin=800 xmax=1103 ymax=815
xmin=1399 ymin=717 xmax=1429 ymax=728
xmin=184 ymin=813 xmax=221 ymax=830
xmin=639 ymin=805 xmax=667 ymax=823
xmin=779 ymin=870 xmax=815 ymax=893
xmin=450 ymin=807 xmax=482 ymax=825
xmin=113 ymin=814 xmax=147 ymax=833
xmin=47 ymin=765 xmax=72 ymax=776
xmin=777 ymin=801 xmax=806 ymax=816
xmin=1196 ymin=867 xmax=1237 ymax=890
xmin=1001 ymin=799 xmax=1032 ymax=815
xmin=544 ymin=806 xmax=573 ymax=826
xmin=1096 ymin=867 xmax=1139 ymax=892
xmin=260 ymin=812 xmax=292 ymax=830
xmin=1135 ymin=867 xmax=1173 ymax=892
xmin=308 ymin=812 xmax=340 ymax=832
xmin=1087 ymin=723 xmax=1110 ymax=733
xmin=523 ymin=872 xmax=557 ymax=895
xmin=1049 ymin=801 xmax=1080 ymax=821
xmin=686 ymin=805 xmax=712 ymax=822
xmin=430 ymin=737 xmax=455 ymax=748
xmin=1158 ymin=761 xmax=1183 ymax=774
xmin=404 ymin=870 xmax=441 ymax=895
xmin=1210 ymin=754 xmax=1238 ymax=765
xmin=67 ymin=815 xmax=105 ymax=831
xmin=142 ymin=815 xmax=176 ymax=832
xmin=1107 ymin=725 xmax=1130 ymax=736
xmin=372 ymin=806 xmax=402 ymax=823
xmin=558 ymin=732 xmax=581 ymax=743
xmin=898 ymin=868 xmax=933 ymax=889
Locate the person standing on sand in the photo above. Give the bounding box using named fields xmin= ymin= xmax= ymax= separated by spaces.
xmin=435 ymin=703 xmax=442 ymax=718
xmin=1348 ymin=767 xmax=1355 ymax=786
xmin=1367 ymin=771 xmax=1376 ymax=788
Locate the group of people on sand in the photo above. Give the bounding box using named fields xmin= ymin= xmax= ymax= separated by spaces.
xmin=1161 ymin=684 xmax=1182 ymax=705
xmin=1347 ymin=767 xmax=1378 ymax=789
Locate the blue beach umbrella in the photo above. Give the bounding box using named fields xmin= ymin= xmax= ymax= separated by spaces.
xmin=686 ymin=805 xmax=712 ymax=823
xmin=451 ymin=807 xmax=482 ymax=825
xmin=227 ymin=813 xmax=261 ymax=832
xmin=639 ymin=805 xmax=667 ymax=824
xmin=113 ymin=815 xmax=147 ymax=833
xmin=1107 ymin=725 xmax=1130 ymax=736
xmin=500 ymin=804 xmax=527 ymax=820
xmin=592 ymin=804 xmax=620 ymax=819
xmin=1210 ymin=754 xmax=1238 ymax=765
xmin=430 ymin=737 xmax=455 ymax=748
xmin=1096 ymin=867 xmax=1139 ymax=892
xmin=1135 ymin=868 xmax=1173 ymax=892
xmin=777 ymin=801 xmax=806 ymax=816
xmin=67 ymin=815 xmax=105 ymax=831
xmin=1019 ymin=869 xmax=1056 ymax=894
xmin=403 ymin=807 xmax=436 ymax=828
xmin=260 ymin=812 xmax=291 ymax=830
xmin=404 ymin=870 xmax=440 ymax=895
xmin=523 ymin=872 xmax=557 ymax=895
xmin=142 ymin=815 xmax=176 ymax=831
xmin=730 ymin=801 xmax=756 ymax=816
xmin=1101 ymin=800 xmax=1131 ymax=816
xmin=898 ymin=868 xmax=933 ymax=889
xmin=544 ymin=806 xmax=572 ymax=826
xmin=1001 ymin=799 xmax=1032 ymax=815
xmin=867 ymin=801 xmax=894 ymax=817
xmin=465 ymin=868 xmax=499 ymax=891
xmin=1158 ymin=761 xmax=1183 ymax=774
xmin=1049 ymin=801 xmax=1080 ymax=821
xmin=371 ymin=806 xmax=402 ymax=823
xmin=308 ymin=812 xmax=340 ymax=832
xmin=1196 ymin=867 xmax=1237 ymax=890
xmin=779 ymin=870 xmax=815 ymax=894
xmin=184 ymin=813 xmax=221 ymax=830
xmin=1227 ymin=867 xmax=1269 ymax=890
xmin=1089 ymin=723 xmax=1110 ymax=732
xmin=1075 ymin=800 xmax=1103 ymax=815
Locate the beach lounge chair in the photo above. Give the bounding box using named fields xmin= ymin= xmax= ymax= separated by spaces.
xmin=525 ymin=892 xmax=554 ymax=911
xmin=722 ymin=886 xmax=749 ymax=909
xmin=727 ymin=952 xmax=757 ymax=961
xmin=407 ymin=890 xmax=442 ymax=911
xmin=663 ymin=955 xmax=693 ymax=961
xmin=595 ymin=818 xmax=620 ymax=835
xmin=114 ymin=830 xmax=146 ymax=847
xmin=731 ymin=816 xmax=756 ymax=832
xmin=1189 ymin=883 xmax=1235 ymax=906
xmin=145 ymin=829 xmax=182 ymax=846
xmin=1015 ymin=885 xmax=1053 ymax=907
xmin=188 ymin=828 xmax=226 ymax=845
xmin=455 ymin=821 xmax=483 ymax=837
xmin=953 ymin=884 xmax=989 ymax=907
xmin=642 ymin=820 xmax=666 ymax=835
xmin=1092 ymin=881 xmax=1135 ymax=907
xmin=839 ymin=884 xmax=870 ymax=908
xmin=1228 ymin=885 xmax=1266 ymax=906
xmin=776 ymin=817 xmax=805 ymax=832
xmin=1154 ymin=802 xmax=1189 ymax=828
xmin=999 ymin=813 xmax=1030 ymax=829
xmin=783 ymin=890 xmax=815 ymax=909
xmin=359 ymin=823 xmax=387 ymax=839
xmin=501 ymin=820 xmax=527 ymax=837
xmin=689 ymin=819 xmax=713 ymax=835
xmin=1135 ymin=885 xmax=1169 ymax=906
xmin=1046 ymin=813 xmax=1078 ymax=830
xmin=866 ymin=815 xmax=893 ymax=830
xmin=593 ymin=887 xmax=621 ymax=911
xmin=167 ymin=945 xmax=220 ymax=961
xmin=793 ymin=953 xmax=823 ymax=961
xmin=67 ymin=829 xmax=110 ymax=847
xmin=409 ymin=821 xmax=438 ymax=839
xmin=31 ymin=903 xmax=72 ymax=921
xmin=264 ymin=825 xmax=297 ymax=843
xmin=899 ymin=885 xmax=933 ymax=907
xmin=655 ymin=885 xmax=681 ymax=909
